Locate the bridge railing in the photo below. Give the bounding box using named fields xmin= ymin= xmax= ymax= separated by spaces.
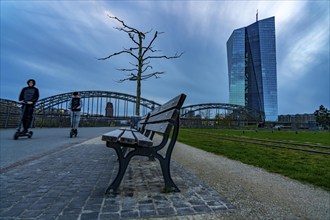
xmin=0 ymin=98 xmax=132 ymax=128
xmin=0 ymin=99 xmax=21 ymax=128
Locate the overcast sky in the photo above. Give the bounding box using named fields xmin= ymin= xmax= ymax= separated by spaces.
xmin=1 ymin=0 xmax=329 ymax=115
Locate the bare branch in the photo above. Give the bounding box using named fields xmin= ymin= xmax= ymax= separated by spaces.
xmin=142 ymin=31 xmax=159 ymax=57
xmin=117 ymin=73 xmax=138 ymax=83
xmin=142 ymin=65 xmax=153 ymax=73
xmin=117 ymin=71 xmax=164 ymax=82
xmin=144 ymin=52 xmax=184 ymax=61
xmin=148 ymin=47 xmax=161 ymax=53
xmin=97 ymin=50 xmax=127 ymax=60
xmin=141 ymin=71 xmax=165 ymax=80
xmin=116 ymin=67 xmax=138 ymax=72
xmin=124 ymin=46 xmax=139 ymax=51
xmin=129 ymin=61 xmax=136 ymax=67
xmin=109 ymin=16 xmax=142 ymax=45
xmin=143 ymin=29 xmax=153 ymax=35
xmin=108 ymin=16 xmax=139 ymax=34
xmin=128 ymin=32 xmax=139 ymax=45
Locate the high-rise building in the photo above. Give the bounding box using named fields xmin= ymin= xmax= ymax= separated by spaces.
xmin=227 ymin=16 xmax=278 ymax=122
xmin=105 ymin=102 xmax=113 ymax=117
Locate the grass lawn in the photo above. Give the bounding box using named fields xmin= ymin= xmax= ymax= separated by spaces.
xmin=177 ymin=128 xmax=330 ymax=191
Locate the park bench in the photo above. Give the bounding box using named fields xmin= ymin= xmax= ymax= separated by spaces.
xmin=102 ymin=93 xmax=186 ymax=194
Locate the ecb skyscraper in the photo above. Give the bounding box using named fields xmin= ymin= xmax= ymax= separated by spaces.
xmin=227 ymin=16 xmax=278 ymax=122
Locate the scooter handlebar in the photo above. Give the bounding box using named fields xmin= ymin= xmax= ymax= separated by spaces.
xmin=19 ymin=101 xmax=33 ymax=105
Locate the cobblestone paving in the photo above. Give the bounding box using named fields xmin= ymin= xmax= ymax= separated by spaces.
xmin=0 ymin=138 xmax=234 ymax=219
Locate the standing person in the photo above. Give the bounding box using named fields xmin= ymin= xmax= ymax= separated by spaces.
xmin=18 ymin=79 xmax=39 ymax=134
xmin=68 ymin=91 xmax=82 ymax=137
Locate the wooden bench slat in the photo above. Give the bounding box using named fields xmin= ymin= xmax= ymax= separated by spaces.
xmin=149 ymin=94 xmax=186 ymax=116
xmin=148 ymin=109 xmax=178 ymax=124
xmin=145 ymin=122 xmax=172 ymax=134
xmin=102 ymin=129 xmax=124 ymax=142
xmin=133 ymin=131 xmax=153 ymax=147
xmin=119 ymin=130 xmax=136 ymax=144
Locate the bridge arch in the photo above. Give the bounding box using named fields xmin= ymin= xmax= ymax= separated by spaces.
xmin=36 ymin=90 xmax=160 ymax=117
xmin=181 ymin=103 xmax=264 ymax=123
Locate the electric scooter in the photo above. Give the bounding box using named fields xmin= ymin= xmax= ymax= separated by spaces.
xmin=13 ymin=102 xmax=33 ymax=140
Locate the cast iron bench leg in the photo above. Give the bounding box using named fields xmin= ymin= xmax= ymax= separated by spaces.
xmin=155 ymin=154 xmax=180 ymax=193
xmin=106 ymin=144 xmax=132 ymax=194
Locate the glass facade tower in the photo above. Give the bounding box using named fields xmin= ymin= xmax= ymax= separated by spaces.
xmin=227 ymin=16 xmax=278 ymax=122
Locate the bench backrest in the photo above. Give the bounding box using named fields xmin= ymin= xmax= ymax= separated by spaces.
xmin=143 ymin=93 xmax=186 ymax=135
xmin=137 ymin=114 xmax=150 ymax=132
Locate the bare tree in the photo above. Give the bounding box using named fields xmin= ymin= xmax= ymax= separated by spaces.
xmin=98 ymin=16 xmax=183 ymax=116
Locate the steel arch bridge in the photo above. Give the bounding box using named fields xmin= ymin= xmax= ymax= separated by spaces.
xmin=0 ymin=90 xmax=264 ymax=128
xmin=35 ymin=90 xmax=160 ymax=117
xmin=181 ymin=103 xmax=264 ymax=123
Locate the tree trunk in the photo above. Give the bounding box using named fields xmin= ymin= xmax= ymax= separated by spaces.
xmin=135 ymin=32 xmax=143 ymax=116
xmin=136 ymin=75 xmax=141 ymax=116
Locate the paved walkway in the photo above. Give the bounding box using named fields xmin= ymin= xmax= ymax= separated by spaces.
xmin=0 ymin=136 xmax=234 ymax=220
xmin=1 ymin=132 xmax=329 ymax=220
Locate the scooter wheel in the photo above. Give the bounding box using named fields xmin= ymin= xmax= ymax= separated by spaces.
xmin=13 ymin=132 xmax=20 ymax=140
xmin=28 ymin=131 xmax=33 ymax=138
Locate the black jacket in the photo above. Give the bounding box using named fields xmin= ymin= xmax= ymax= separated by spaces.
xmin=19 ymin=86 xmax=39 ymax=105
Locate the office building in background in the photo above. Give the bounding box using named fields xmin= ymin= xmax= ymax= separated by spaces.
xmin=227 ymin=16 xmax=278 ymax=122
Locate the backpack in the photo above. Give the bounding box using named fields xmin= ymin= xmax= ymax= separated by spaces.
xmin=71 ymin=97 xmax=80 ymax=111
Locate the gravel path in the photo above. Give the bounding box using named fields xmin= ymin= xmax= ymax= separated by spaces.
xmin=167 ymin=140 xmax=330 ymax=220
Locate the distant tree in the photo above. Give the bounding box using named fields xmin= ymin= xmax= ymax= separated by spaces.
xmin=98 ymin=16 xmax=183 ymax=116
xmin=314 ymin=105 xmax=330 ymax=130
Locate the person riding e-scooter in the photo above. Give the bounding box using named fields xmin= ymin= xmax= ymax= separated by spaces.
xmin=68 ymin=91 xmax=82 ymax=137
xmin=18 ymin=79 xmax=39 ymax=134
